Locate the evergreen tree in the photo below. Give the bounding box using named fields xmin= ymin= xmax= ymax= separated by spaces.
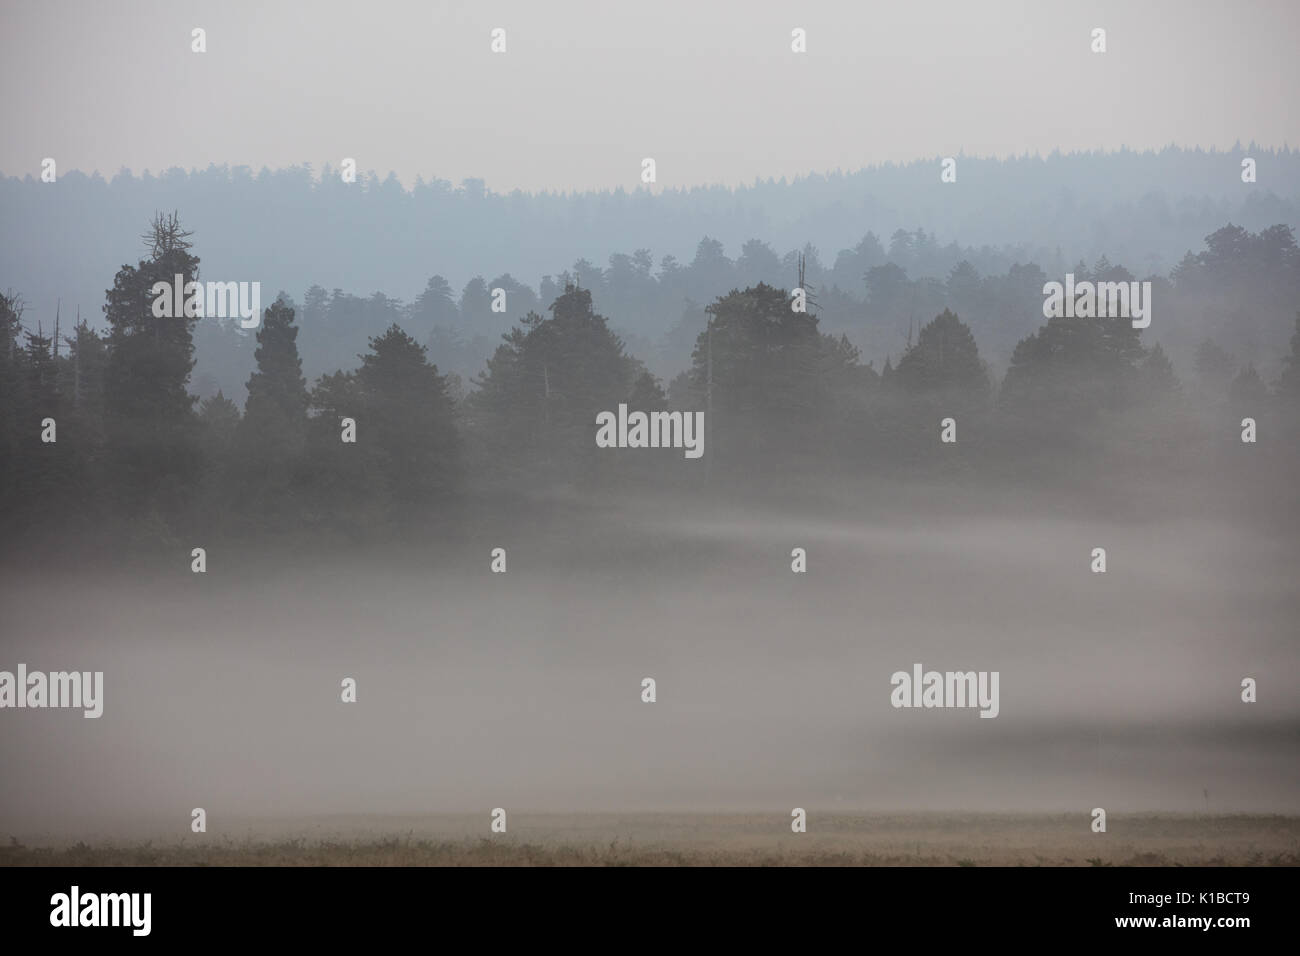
xmin=409 ymin=275 xmax=459 ymax=340
xmin=684 ymin=283 xmax=865 ymax=463
xmin=471 ymin=284 xmax=641 ymax=475
xmin=237 ymin=298 xmax=308 ymax=517
xmin=58 ymin=316 xmax=111 ymax=520
xmin=16 ymin=324 xmax=64 ymax=511
xmin=0 ymin=293 xmax=26 ymax=516
xmin=304 ymin=369 xmax=368 ymax=528
xmin=102 ymin=212 xmax=203 ymax=517
xmin=893 ymin=309 xmax=990 ymax=398
xmin=1001 ymin=310 xmax=1146 ymax=420
xmin=302 ymin=284 xmax=329 ymax=325
xmin=458 ymin=276 xmax=492 ymax=328
xmin=355 ymin=324 xmax=459 ymax=511
xmin=60 ymin=316 xmax=108 ymax=428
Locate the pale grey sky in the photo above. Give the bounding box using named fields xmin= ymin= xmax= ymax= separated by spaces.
xmin=1 ymin=0 xmax=1297 ymax=192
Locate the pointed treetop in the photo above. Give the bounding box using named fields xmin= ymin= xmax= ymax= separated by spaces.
xmin=142 ymin=210 xmax=194 ymax=259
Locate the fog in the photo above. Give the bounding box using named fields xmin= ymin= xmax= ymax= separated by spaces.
xmin=2 ymin=0 xmax=1298 ymax=855
xmin=3 ymin=461 xmax=1296 ymax=843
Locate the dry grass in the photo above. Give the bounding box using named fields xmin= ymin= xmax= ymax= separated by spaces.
xmin=4 ymin=813 xmax=1298 ymax=866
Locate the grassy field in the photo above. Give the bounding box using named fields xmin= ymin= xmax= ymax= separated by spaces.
xmin=3 ymin=813 xmax=1297 ymax=866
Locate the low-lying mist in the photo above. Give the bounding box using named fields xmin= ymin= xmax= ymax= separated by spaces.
xmin=3 ymin=450 xmax=1296 ymax=843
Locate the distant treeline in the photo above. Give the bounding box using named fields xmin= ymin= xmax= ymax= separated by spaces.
xmin=168 ymin=220 xmax=1300 ymax=412
xmin=4 ymin=145 xmax=1297 ymax=361
xmin=2 ymin=213 xmax=1298 ymax=547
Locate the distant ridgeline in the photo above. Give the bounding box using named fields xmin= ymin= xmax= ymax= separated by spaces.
xmin=2 ymin=145 xmax=1297 ymax=367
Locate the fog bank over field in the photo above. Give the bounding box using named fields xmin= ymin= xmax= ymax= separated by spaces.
xmin=3 ymin=473 xmax=1296 ymax=841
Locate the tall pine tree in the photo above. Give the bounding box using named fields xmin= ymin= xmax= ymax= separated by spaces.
xmin=236 ymin=297 xmax=308 ymax=520
xmin=102 ymin=212 xmax=202 ymax=519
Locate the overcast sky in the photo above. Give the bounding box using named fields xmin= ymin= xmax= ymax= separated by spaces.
xmin=2 ymin=0 xmax=1297 ymax=193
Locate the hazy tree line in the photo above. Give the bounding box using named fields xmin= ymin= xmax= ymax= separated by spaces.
xmin=6 ymin=145 xmax=1298 ymax=360
xmin=173 ymin=222 xmax=1300 ymax=412
xmin=2 ymin=214 xmax=1299 ymax=549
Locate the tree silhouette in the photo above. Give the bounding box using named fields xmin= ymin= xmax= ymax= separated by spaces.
xmin=236 ymin=297 xmax=309 ymax=521
xmin=102 ymin=213 xmax=203 ymax=518
xmin=471 ymin=284 xmax=642 ymax=478
xmin=894 ymin=309 xmax=990 ymax=398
